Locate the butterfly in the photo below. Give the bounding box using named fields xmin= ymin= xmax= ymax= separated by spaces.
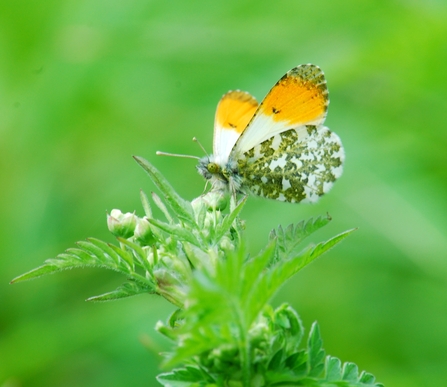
xmin=196 ymin=64 xmax=344 ymax=203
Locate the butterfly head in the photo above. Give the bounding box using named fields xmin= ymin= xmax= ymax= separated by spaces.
xmin=197 ymin=155 xmax=243 ymax=194
xmin=197 ymin=155 xmax=222 ymax=180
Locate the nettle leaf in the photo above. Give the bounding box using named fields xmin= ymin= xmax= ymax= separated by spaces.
xmin=11 ymin=244 xmax=121 ymax=284
xmin=149 ymin=218 xmax=202 ymax=247
xmin=307 ymin=322 xmax=325 ymax=377
xmin=11 ymin=237 xmax=157 ymax=299
xmin=140 ymin=189 xmax=153 ymax=218
xmin=270 ymin=215 xmax=332 ymax=263
xmin=117 ymin=237 xmax=153 ymax=276
xmin=10 ymin=263 xmax=64 ymax=283
xmin=240 ymin=241 xmax=278 ymax=324
xmin=86 ymin=279 xmax=156 ymax=302
xmin=325 ymin=356 xmax=343 ymax=381
xmin=274 ymin=304 xmax=305 ymax=353
xmin=322 ymin=356 xmax=385 ymax=386
xmin=86 ymin=238 xmax=122 ymax=266
xmin=133 ymin=156 xmax=196 ymax=226
xmin=214 ymin=196 xmax=247 ymax=242
xmin=309 ymin=228 xmax=357 ymax=260
xmin=107 ymin=242 xmax=135 ymax=271
xmin=157 ymin=366 xmax=214 ymax=387
xmin=343 ymin=362 xmax=360 ymax=381
xmin=161 ymin=248 xmax=249 ymax=368
xmin=358 ymin=372 xmax=382 ymax=385
xmin=152 ymin=191 xmax=175 ymax=224
xmin=267 ymin=228 xmax=357 ymax=293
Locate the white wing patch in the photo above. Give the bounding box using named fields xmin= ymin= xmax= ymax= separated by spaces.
xmin=231 ymin=113 xmax=292 ymax=157
xmin=213 ymin=128 xmax=241 ymax=165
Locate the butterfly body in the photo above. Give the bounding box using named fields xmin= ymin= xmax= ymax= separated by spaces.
xmin=197 ymin=155 xmax=243 ymax=195
xmin=197 ymin=64 xmax=344 ymax=203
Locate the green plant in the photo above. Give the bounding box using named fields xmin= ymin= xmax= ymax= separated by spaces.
xmin=11 ymin=156 xmax=383 ymax=387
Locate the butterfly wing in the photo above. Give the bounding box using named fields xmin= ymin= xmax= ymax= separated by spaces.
xmin=213 ymin=90 xmax=258 ymax=165
xmin=230 ymin=64 xmax=344 ymax=203
xmin=237 ymin=125 xmax=344 ymax=203
xmin=231 ymin=64 xmax=329 ymax=156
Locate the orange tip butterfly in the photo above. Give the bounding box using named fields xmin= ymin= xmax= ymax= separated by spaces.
xmin=159 ymin=64 xmax=344 ymax=203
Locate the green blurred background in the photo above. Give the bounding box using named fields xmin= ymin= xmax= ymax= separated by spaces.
xmin=2 ymin=0 xmax=447 ymax=386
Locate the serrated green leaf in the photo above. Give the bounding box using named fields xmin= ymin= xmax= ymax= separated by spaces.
xmin=240 ymin=241 xmax=277 ymax=322
xmin=182 ymin=242 xmax=213 ymax=272
xmin=275 ymin=304 xmax=304 ymax=352
xmin=286 ymin=350 xmax=307 ymax=373
xmin=194 ymin=200 xmax=207 ymax=230
xmin=157 ymin=366 xmax=214 ymax=387
xmin=156 ymin=320 xmax=178 ymax=341
xmin=117 ymin=237 xmax=152 ymax=274
xmin=342 ymin=362 xmax=359 ymax=381
xmin=268 ymin=348 xmax=284 ymax=370
xmin=86 ymin=238 xmax=121 ymax=265
xmin=133 ymin=156 xmax=196 ymax=226
xmin=214 ymin=196 xmax=247 ymax=242
xmin=108 ymin=243 xmax=135 ymax=271
xmin=149 ymin=218 xmax=201 ymax=247
xmin=325 ymin=356 xmax=342 ymax=381
xmin=167 ymin=308 xmax=185 ymax=329
xmin=10 ymin=264 xmax=62 ymax=283
xmin=86 ymin=280 xmax=156 ymax=302
xmin=307 ymin=322 xmax=325 ymax=378
xmin=267 ymin=227 xmax=357 ymax=293
xmin=10 ymin=238 xmax=130 ymax=283
xmin=271 ymin=215 xmax=332 ymax=262
xmin=152 ymin=191 xmax=174 ymax=223
xmin=358 ymin=371 xmax=377 ymax=384
xmin=76 ymin=240 xmax=116 ymax=266
xmin=140 ymin=189 xmax=153 ymax=218
xmin=65 ymin=247 xmax=98 ymax=265
xmin=309 ymin=228 xmax=357 ymax=260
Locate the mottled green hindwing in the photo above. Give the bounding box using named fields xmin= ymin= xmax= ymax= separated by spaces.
xmin=237 ymin=125 xmax=344 ymax=203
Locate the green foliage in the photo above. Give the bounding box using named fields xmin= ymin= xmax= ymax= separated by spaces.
xmin=157 ymin=305 xmax=383 ymax=387
xmin=11 ymin=158 xmax=381 ymax=386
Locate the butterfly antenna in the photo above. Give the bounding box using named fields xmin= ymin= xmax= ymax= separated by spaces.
xmin=192 ymin=137 xmax=209 ymax=157
xmin=156 ymin=151 xmax=200 ymax=160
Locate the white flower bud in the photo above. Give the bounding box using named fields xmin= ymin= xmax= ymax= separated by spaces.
xmin=192 ymin=190 xmax=228 ymax=212
xmin=203 ymin=190 xmax=228 ymax=211
xmin=134 ymin=217 xmax=154 ymax=245
xmin=219 ymin=236 xmax=235 ymax=251
xmin=107 ymin=209 xmax=137 ymax=238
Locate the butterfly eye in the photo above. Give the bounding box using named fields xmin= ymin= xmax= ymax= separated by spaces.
xmin=207 ymin=162 xmax=221 ymax=174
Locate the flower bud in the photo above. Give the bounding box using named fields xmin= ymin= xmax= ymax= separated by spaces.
xmin=134 ymin=217 xmax=155 ymax=245
xmin=219 ymin=235 xmax=235 ymax=251
xmin=192 ymin=190 xmax=228 ymax=212
xmin=153 ymin=267 xmax=188 ymax=306
xmin=107 ymin=209 xmax=137 ymax=239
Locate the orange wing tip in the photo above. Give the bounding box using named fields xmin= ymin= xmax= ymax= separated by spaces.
xmin=260 ymin=64 xmax=329 ymax=126
xmin=215 ymin=90 xmax=258 ymax=134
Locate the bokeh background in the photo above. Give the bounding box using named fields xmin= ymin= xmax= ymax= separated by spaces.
xmin=2 ymin=1 xmax=447 ymax=386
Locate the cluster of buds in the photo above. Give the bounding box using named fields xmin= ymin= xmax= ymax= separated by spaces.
xmin=105 ymin=189 xmax=239 ymax=307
